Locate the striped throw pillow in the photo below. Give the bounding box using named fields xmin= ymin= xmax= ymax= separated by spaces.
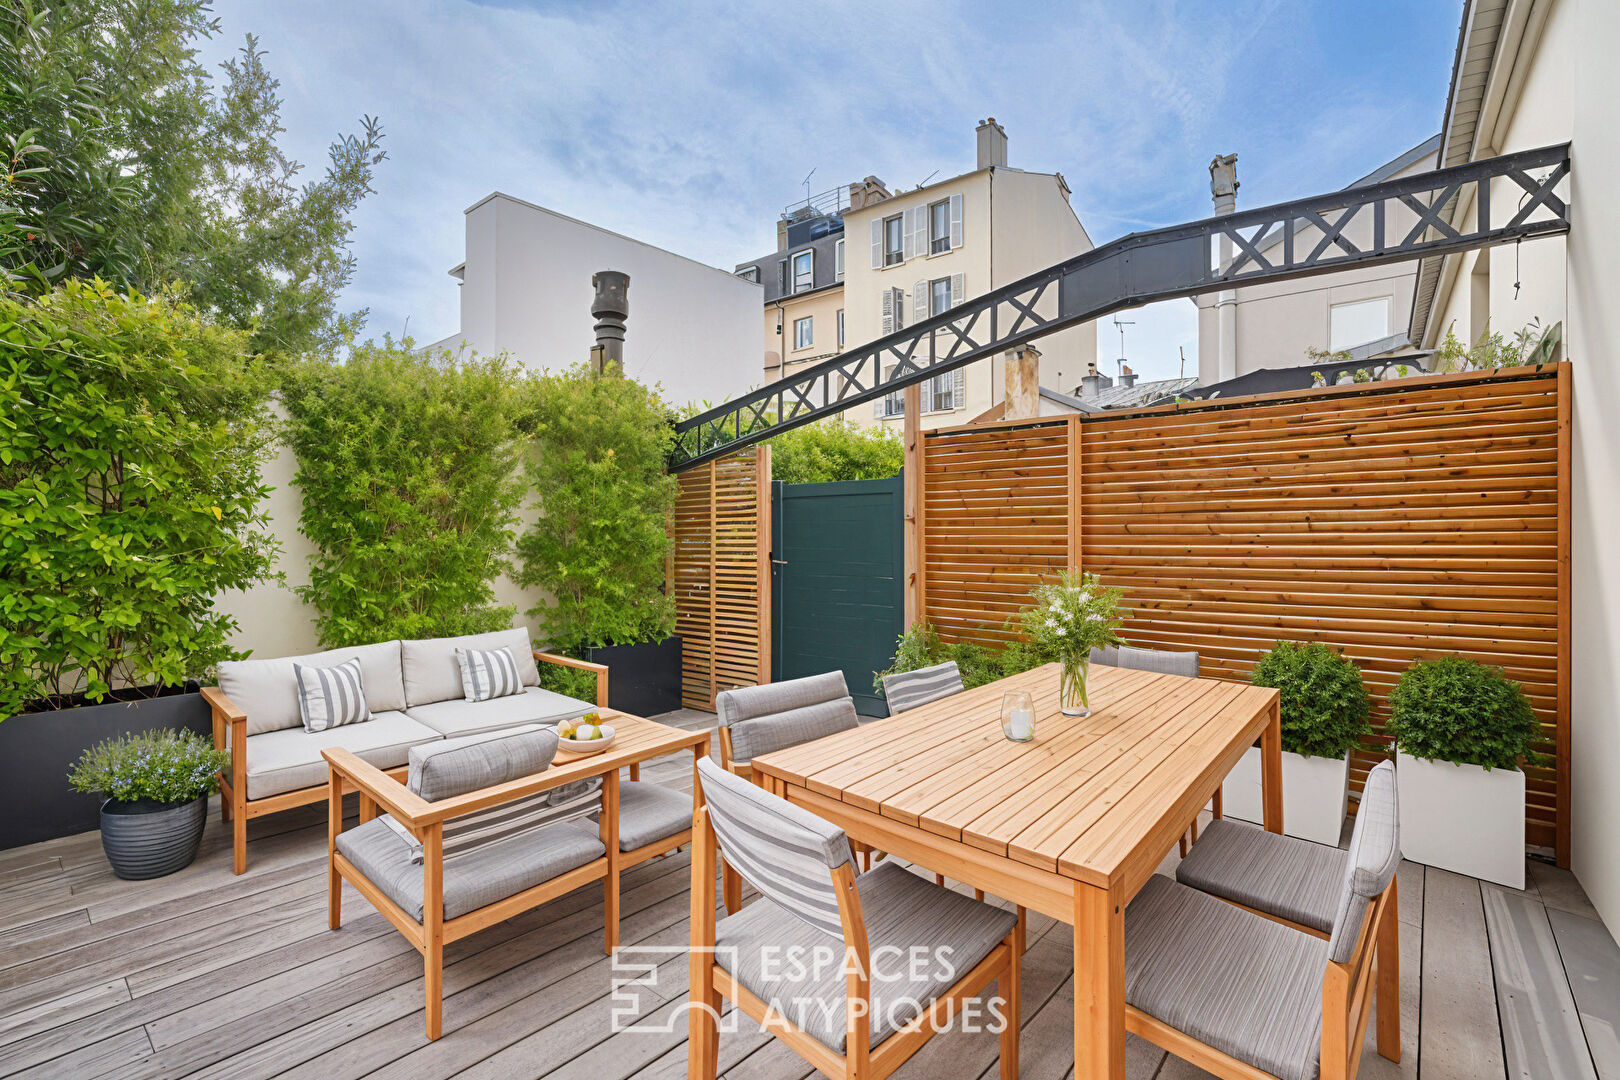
xmin=381 ymin=777 xmax=603 ymax=864
xmin=294 ymin=657 xmax=371 ymax=733
xmin=456 ymin=646 xmax=523 ymax=702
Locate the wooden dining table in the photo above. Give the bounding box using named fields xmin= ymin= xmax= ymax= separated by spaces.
xmin=749 ymin=662 xmax=1283 ymax=1080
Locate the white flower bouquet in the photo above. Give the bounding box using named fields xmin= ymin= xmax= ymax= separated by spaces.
xmin=1016 ymin=570 xmax=1127 ymax=715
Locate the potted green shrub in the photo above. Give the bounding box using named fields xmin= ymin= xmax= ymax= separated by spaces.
xmin=1223 ymin=641 xmax=1372 ymax=845
xmin=67 ymin=730 xmax=228 ymax=879
xmin=1388 ymin=657 xmax=1539 ymax=888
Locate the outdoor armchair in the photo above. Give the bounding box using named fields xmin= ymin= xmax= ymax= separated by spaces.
xmin=688 ymin=756 xmax=1022 ymax=1080
xmin=1123 ymin=760 xmax=1401 ymax=1080
xmin=323 ymin=725 xmax=613 ymax=1040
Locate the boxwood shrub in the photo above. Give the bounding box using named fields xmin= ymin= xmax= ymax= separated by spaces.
xmin=1387 ymin=656 xmax=1540 ymax=770
xmin=1249 ymin=640 xmax=1372 ymax=759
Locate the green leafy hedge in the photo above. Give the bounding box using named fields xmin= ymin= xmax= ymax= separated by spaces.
xmin=1250 ymin=641 xmax=1373 ymax=759
xmin=770 ymin=421 xmax=903 ymax=484
xmin=0 ymin=281 xmax=280 ymax=718
xmin=282 ymin=342 xmax=530 ymax=647
xmin=1388 ymin=656 xmax=1541 ymax=770
xmin=518 ymin=366 xmax=676 ymax=653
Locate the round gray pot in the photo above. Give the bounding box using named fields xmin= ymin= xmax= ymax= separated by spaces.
xmin=99 ymin=797 xmax=207 ymax=880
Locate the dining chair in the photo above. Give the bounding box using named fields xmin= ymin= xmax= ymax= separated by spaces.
xmin=1105 ymin=645 xmax=1213 ymax=854
xmin=880 ymin=660 xmax=964 ymax=715
xmin=688 ymin=756 xmax=1023 ymax=1080
xmin=1123 ymin=760 xmax=1401 ymax=1080
xmin=1174 ymin=816 xmax=1349 ymax=938
xmin=880 ymin=661 xmax=983 ymax=893
xmin=715 ymin=671 xmax=862 ymax=911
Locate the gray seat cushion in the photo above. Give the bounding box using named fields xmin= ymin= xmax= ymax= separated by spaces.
xmin=881 ymin=661 xmax=964 ymax=714
xmin=220 ymin=640 xmax=407 ymax=735
xmin=715 ymin=861 xmax=1017 ymax=1052
xmin=335 ymin=816 xmax=605 ymax=921
xmin=612 ymin=781 xmax=692 ymax=852
xmin=408 ymin=725 xmax=558 ymax=801
xmin=405 ymin=686 xmax=596 ymax=738
xmin=1116 ymin=646 xmax=1199 ymax=677
xmin=1176 ymin=819 xmax=1346 ymax=934
xmin=726 ymin=699 xmax=859 ymax=764
xmin=244 ymin=711 xmax=442 ymax=799
xmin=1327 ymin=760 xmax=1400 ymax=963
xmin=1126 ymin=875 xmax=1327 ymax=1080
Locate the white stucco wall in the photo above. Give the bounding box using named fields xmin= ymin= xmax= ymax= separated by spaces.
xmin=442 ymin=193 xmax=762 ymax=412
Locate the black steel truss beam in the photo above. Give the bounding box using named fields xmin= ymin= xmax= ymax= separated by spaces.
xmin=672 ymin=143 xmax=1570 ymax=470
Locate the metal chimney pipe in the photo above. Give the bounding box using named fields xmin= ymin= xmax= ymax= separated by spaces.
xmin=590 ymin=270 xmax=629 ymax=374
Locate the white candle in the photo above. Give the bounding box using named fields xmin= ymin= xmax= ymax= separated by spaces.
xmin=1008 ymin=707 xmax=1035 ymax=741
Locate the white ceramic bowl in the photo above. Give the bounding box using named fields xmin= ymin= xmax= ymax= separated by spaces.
xmin=556 ymin=723 xmax=616 ymax=756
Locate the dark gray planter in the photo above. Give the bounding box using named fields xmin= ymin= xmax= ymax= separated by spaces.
xmin=100 ymin=797 xmax=207 ymax=879
xmin=586 ymin=637 xmax=683 ymax=717
xmin=0 ymin=688 xmax=209 ymax=851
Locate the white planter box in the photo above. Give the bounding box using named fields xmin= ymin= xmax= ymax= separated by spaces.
xmin=1222 ymin=747 xmax=1350 ymax=846
xmin=1395 ymin=750 xmax=1524 ymax=889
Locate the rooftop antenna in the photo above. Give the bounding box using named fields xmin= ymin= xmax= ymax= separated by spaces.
xmin=800 ymin=167 xmax=817 ymax=204
xmin=1179 ymin=345 xmax=1186 ymax=380
xmin=917 ymin=169 xmax=939 ymax=190
xmin=1112 ymin=315 xmax=1135 ymax=379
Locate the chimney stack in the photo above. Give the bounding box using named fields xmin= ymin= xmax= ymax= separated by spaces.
xmin=590 ymin=270 xmax=629 ymax=375
xmin=1079 ymin=361 xmax=1113 ymax=401
xmin=1210 ymin=153 xmax=1239 ymax=382
xmin=847 ymin=175 xmax=892 ymax=212
xmin=1118 ymin=363 xmax=1138 ymax=389
xmin=976 ymin=118 xmax=1008 ymax=170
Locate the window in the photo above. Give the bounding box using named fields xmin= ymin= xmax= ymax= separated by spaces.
xmin=737 ymin=265 xmax=759 ymax=283
xmin=929 ymin=200 xmax=951 ymax=254
xmin=794 ymin=316 xmax=813 ymax=350
xmin=837 ymin=308 xmax=844 ymax=347
xmin=1329 ymin=297 xmax=1391 ymax=351
xmin=792 ymin=250 xmax=814 ymax=294
xmin=930 ymin=277 xmax=952 ymax=317
xmin=883 ymin=214 xmax=904 ymax=266
xmin=881 ymin=365 xmax=905 ymax=417
xmin=835 ymin=238 xmax=845 ymax=281
xmin=928 ymin=371 xmax=959 ymax=412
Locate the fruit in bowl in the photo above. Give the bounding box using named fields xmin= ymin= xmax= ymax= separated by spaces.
xmin=556 ymin=714 xmax=613 ymax=749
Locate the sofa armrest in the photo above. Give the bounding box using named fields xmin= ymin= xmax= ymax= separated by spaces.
xmin=202 ymin=686 xmax=246 ymax=795
xmin=323 ymin=748 xmax=436 ymax=832
xmin=533 ymin=651 xmax=609 ymax=708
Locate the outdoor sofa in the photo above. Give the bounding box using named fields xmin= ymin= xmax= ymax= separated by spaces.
xmin=203 ymin=627 xmax=607 ymax=874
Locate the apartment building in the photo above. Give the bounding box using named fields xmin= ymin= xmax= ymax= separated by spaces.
xmin=1193 ymin=137 xmax=1441 ymax=384
xmin=737 ymin=119 xmax=1098 ymax=430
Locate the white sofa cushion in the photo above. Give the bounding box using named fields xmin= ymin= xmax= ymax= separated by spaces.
xmin=220 ymin=640 xmax=407 ymax=736
xmin=401 ymin=628 xmax=539 ymax=707
xmin=406 ymin=686 xmax=596 ymax=739
xmin=243 ymin=711 xmax=442 ymax=799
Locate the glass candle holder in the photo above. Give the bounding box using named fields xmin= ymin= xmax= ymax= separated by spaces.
xmin=1001 ymin=689 xmax=1036 ymax=743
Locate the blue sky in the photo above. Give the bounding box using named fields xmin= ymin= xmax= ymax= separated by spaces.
xmin=202 ymin=0 xmax=1459 ymax=384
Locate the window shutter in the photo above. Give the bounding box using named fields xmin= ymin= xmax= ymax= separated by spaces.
xmin=881 ymin=288 xmax=896 ymax=335
xmin=892 ymin=287 xmax=905 ymax=329
xmin=914 ymin=280 xmax=929 ymax=321
xmin=951 ymin=273 xmax=965 ymax=307
xmin=910 ymin=206 xmax=927 ymax=260
xmin=953 ymin=367 xmax=966 ymax=410
xmin=949 ymin=193 xmax=963 ymax=249
xmin=871 ymin=219 xmax=882 ymax=269
xmin=835 ymin=239 xmax=845 ymax=281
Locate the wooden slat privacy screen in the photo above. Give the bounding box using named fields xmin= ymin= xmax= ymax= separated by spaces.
xmin=671 ymin=446 xmax=771 ymax=710
xmin=915 ymin=365 xmax=1570 ymax=860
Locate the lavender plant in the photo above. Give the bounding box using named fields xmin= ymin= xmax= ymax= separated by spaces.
xmin=67 ymin=730 xmax=227 ymax=805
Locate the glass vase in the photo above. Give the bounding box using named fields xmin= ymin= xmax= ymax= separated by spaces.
xmin=1060 ymin=654 xmax=1090 ymax=717
xmin=1001 ymin=690 xmax=1036 ymax=743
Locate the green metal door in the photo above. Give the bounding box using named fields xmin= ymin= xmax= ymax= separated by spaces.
xmin=772 ymin=475 xmax=904 ymax=716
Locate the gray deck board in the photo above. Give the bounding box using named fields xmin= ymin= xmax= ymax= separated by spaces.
xmin=1548 ymin=908 xmax=1620 ymax=1080
xmin=1483 ymin=885 xmax=1598 ymax=1080
xmin=0 ymin=708 xmax=1611 ymax=1080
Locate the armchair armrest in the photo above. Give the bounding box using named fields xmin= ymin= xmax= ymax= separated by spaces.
xmin=202 ymin=686 xmax=247 ymax=796
xmin=533 ymin=650 xmax=609 ymax=708
xmin=323 ymin=748 xmax=436 ymax=831
xmin=201 ymin=685 xmax=245 ymax=722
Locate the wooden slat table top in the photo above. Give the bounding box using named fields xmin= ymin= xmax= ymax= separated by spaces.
xmin=752 ymin=664 xmax=1277 ymax=887
xmin=547 ymin=710 xmax=709 ymax=781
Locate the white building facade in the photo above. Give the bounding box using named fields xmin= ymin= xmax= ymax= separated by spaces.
xmin=429 ymin=192 xmax=762 ymax=410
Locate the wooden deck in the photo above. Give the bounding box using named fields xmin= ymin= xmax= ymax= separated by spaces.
xmin=1 ymin=708 xmax=1614 ymax=1080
